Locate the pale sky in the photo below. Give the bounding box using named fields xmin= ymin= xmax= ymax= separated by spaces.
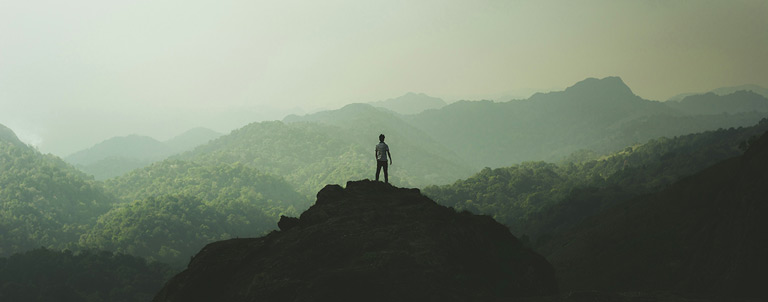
xmin=1 ymin=0 xmax=767 ymax=156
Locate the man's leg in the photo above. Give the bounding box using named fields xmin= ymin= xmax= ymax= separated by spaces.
xmin=376 ymin=161 xmax=382 ymax=181
xmin=383 ymin=162 xmax=388 ymax=183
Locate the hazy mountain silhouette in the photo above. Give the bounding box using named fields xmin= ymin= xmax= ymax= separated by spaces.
xmin=666 ymin=90 xmax=768 ymax=115
xmin=66 ymin=135 xmax=171 ymax=166
xmin=153 ymin=180 xmax=557 ymax=302
xmin=65 ymin=128 xmax=221 ymax=180
xmin=668 ymin=84 xmax=768 ymax=102
xmin=163 ymin=127 xmax=222 ymax=153
xmin=409 ymin=77 xmax=660 ymax=167
xmin=369 ymin=92 xmax=447 ymax=115
xmin=546 ymin=131 xmax=768 ymax=299
xmin=406 ymin=77 xmax=767 ymax=168
xmin=710 ymin=84 xmax=768 ymax=99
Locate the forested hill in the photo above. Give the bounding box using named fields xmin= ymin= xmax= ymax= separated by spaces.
xmin=65 ymin=128 xmax=222 ymax=180
xmin=85 ymin=160 xmax=309 ymax=264
xmin=547 ymin=128 xmax=768 ymax=298
xmin=423 ymin=118 xmax=768 ymax=247
xmin=175 ymin=118 xmax=474 ymax=195
xmin=1 ymin=122 xmax=308 ymax=266
xmin=0 ymin=125 xmax=116 ymax=256
xmin=283 ymin=103 xmax=473 ymax=182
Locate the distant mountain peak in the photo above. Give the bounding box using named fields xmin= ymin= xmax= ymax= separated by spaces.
xmin=565 ymin=76 xmax=636 ymax=98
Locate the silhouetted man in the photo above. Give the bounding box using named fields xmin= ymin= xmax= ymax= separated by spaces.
xmin=375 ymin=134 xmax=392 ymax=183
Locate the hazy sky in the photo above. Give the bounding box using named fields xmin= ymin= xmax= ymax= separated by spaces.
xmin=1 ymin=0 xmax=767 ymax=156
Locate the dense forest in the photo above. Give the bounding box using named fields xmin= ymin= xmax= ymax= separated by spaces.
xmin=0 ymin=136 xmax=116 ymax=255
xmin=85 ymin=160 xmax=308 ymax=264
xmin=0 ymin=248 xmax=173 ymax=302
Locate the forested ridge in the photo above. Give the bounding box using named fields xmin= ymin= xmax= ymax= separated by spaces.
xmin=423 ymin=118 xmax=768 ymax=246
xmin=85 ymin=160 xmax=309 ymax=264
xmin=546 ymin=129 xmax=768 ymax=298
xmin=65 ymin=128 xmax=222 ymax=180
xmin=0 ymin=137 xmax=116 ymax=255
xmin=175 ymin=118 xmax=473 ymax=196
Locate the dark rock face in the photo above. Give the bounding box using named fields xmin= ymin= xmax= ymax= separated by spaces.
xmin=154 ymin=180 xmax=557 ymax=302
xmin=277 ymin=215 xmax=299 ymax=231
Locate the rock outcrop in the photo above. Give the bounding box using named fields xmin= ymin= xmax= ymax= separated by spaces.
xmin=154 ymin=180 xmax=557 ymax=302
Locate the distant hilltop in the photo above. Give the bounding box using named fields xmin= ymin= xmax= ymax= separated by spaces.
xmin=369 ymin=92 xmax=447 ymax=115
xmin=154 ymin=180 xmax=557 ymax=302
xmin=668 ymin=84 xmax=768 ymax=102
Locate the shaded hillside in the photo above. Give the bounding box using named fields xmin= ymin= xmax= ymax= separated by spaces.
xmin=666 ymin=90 xmax=768 ymax=115
xmin=65 ymin=128 xmax=221 ymax=180
xmin=0 ymin=248 xmax=174 ymax=302
xmin=546 ymin=130 xmax=768 ymax=298
xmin=424 ymin=119 xmax=768 ymax=245
xmin=154 ymin=180 xmax=557 ymax=302
xmin=0 ymin=127 xmax=116 ymax=256
xmin=369 ymin=92 xmax=446 ymax=114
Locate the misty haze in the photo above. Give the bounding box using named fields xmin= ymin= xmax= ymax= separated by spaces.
xmin=1 ymin=1 xmax=767 ymax=301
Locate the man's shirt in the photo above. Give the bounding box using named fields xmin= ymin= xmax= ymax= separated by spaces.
xmin=375 ymin=142 xmax=389 ymax=161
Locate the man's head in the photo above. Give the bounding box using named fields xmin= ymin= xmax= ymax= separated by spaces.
xmin=379 ymin=134 xmax=385 ymax=142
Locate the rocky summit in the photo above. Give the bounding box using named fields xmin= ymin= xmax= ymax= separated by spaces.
xmin=153 ymin=180 xmax=557 ymax=302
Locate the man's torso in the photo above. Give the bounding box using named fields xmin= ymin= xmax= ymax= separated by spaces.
xmin=375 ymin=142 xmax=389 ymax=161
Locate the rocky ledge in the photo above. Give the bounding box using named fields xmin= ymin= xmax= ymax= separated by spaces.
xmin=154 ymin=180 xmax=557 ymax=302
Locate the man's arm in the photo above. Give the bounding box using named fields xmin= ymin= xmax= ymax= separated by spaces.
xmin=387 ymin=150 xmax=392 ymax=165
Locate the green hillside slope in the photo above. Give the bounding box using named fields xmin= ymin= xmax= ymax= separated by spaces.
xmin=0 ymin=126 xmax=116 ymax=256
